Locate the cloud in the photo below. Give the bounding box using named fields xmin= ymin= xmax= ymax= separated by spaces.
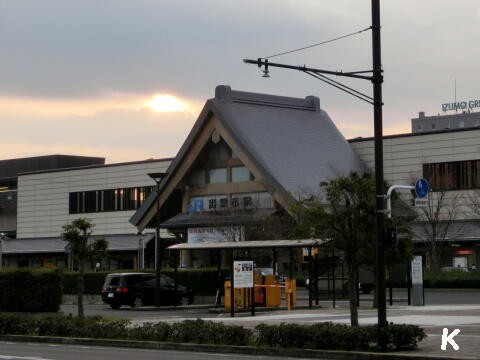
xmin=0 ymin=94 xmax=200 ymax=163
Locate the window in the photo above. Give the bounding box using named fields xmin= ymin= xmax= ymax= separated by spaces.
xmin=69 ymin=186 xmax=153 ymax=214
xmin=69 ymin=192 xmax=79 ymax=214
xmin=231 ymin=166 xmax=250 ymax=182
xmin=423 ymin=159 xmax=480 ymax=191
xmin=209 ymin=168 xmax=227 ymax=184
xmin=84 ymin=191 xmax=97 ymax=213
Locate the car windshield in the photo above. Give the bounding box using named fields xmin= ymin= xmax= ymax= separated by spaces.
xmin=105 ymin=276 xmax=120 ymax=287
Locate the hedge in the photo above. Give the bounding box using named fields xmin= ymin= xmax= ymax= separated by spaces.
xmin=0 ymin=269 xmax=62 ymax=312
xmin=62 ymin=269 xmax=229 ymax=295
xmin=0 ymin=314 xmax=426 ymax=351
xmin=424 ymin=270 xmax=480 ymax=289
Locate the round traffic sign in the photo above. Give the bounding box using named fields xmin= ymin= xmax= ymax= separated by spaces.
xmin=415 ymin=178 xmax=429 ymax=198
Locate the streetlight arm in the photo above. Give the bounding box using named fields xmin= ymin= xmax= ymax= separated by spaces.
xmin=386 ymin=184 xmax=415 ymax=219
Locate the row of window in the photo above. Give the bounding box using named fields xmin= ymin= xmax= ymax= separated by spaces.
xmin=423 ymin=160 xmax=480 ymax=191
xmin=69 ymin=186 xmax=154 ymax=214
xmin=189 ymin=165 xmax=252 ymax=185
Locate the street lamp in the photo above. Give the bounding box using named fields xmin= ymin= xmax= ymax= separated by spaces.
xmin=148 ymin=172 xmax=167 ymax=307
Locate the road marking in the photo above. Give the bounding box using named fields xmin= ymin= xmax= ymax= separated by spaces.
xmin=0 ymin=356 xmax=53 ymax=360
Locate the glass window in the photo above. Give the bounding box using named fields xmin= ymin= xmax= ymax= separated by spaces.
xmin=209 ymin=168 xmax=227 ymax=184
xmin=232 ymin=166 xmax=250 ymax=182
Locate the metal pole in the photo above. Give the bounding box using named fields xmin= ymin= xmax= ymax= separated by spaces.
xmin=155 ymin=180 xmax=161 ymax=307
xmin=372 ymin=0 xmax=387 ymax=348
xmin=174 ymin=250 xmax=178 ymax=307
xmin=230 ymin=250 xmax=235 ymax=318
xmin=0 ymin=237 xmax=3 ymax=269
xmin=308 ymin=247 xmax=313 ymax=309
xmin=332 ymin=247 xmax=336 ymax=308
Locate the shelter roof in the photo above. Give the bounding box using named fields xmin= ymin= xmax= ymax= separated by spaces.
xmin=1 ymin=233 xmax=154 ymax=254
xmin=167 ymin=239 xmax=327 ymax=251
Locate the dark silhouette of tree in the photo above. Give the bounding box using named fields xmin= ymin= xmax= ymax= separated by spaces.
xmin=62 ymin=218 xmax=107 ymax=317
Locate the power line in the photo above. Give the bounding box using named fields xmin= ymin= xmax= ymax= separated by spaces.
xmin=264 ymin=26 xmax=372 ymax=59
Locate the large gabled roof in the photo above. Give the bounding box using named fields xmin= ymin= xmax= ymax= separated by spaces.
xmin=130 ymin=85 xmax=366 ymax=230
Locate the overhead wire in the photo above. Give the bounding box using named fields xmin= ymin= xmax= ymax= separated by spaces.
xmin=263 ymin=26 xmax=372 ymax=59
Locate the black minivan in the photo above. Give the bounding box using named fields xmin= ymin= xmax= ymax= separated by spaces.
xmin=101 ymin=272 xmax=194 ymax=309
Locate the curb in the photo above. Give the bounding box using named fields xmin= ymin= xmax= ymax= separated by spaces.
xmin=0 ymin=335 xmax=463 ymax=360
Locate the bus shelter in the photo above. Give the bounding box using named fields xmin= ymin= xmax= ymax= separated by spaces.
xmin=168 ymin=239 xmax=327 ymax=317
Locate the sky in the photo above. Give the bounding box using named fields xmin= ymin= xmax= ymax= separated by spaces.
xmin=1 ymin=0 xmax=479 ymax=163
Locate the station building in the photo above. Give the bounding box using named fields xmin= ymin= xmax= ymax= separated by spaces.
xmin=1 ymin=87 xmax=480 ymax=272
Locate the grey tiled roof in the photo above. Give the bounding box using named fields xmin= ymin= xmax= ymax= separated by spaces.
xmin=131 ymin=86 xmax=366 ymax=227
xmin=213 ymin=86 xmax=367 ymax=195
xmin=1 ymin=233 xmax=154 ymax=254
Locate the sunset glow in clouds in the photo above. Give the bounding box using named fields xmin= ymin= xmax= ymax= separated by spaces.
xmin=146 ymin=94 xmax=188 ymax=113
xmin=0 ymin=92 xmax=202 ymax=163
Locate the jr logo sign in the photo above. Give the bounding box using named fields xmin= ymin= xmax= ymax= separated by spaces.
xmin=441 ymin=328 xmax=460 ymax=351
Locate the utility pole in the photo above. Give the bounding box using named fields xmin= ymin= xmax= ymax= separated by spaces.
xmin=244 ymin=0 xmax=387 ymax=347
xmin=371 ymin=0 xmax=387 ymax=348
xmin=148 ymin=172 xmax=166 ymax=307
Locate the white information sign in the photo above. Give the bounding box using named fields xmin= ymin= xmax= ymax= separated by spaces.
xmin=188 ymin=226 xmax=244 ymax=243
xmin=411 ymin=256 xmax=423 ymax=285
xmin=233 ymin=261 xmax=254 ymax=288
xmin=415 ymin=198 xmax=428 ymax=207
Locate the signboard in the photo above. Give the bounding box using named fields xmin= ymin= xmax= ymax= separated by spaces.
xmin=442 ymin=99 xmax=480 ymax=113
xmin=411 ymin=256 xmax=423 ymax=285
xmin=411 ymin=255 xmax=424 ymax=306
xmin=188 ymin=226 xmax=244 ymax=243
xmin=415 ymin=178 xmax=429 ymax=198
xmin=414 ymin=198 xmax=428 ymax=207
xmin=233 ymin=261 xmax=254 ymax=288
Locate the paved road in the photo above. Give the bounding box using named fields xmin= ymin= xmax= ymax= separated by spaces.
xmin=0 ymin=341 xmax=324 ymax=360
xmin=60 ymin=288 xmax=480 ymax=320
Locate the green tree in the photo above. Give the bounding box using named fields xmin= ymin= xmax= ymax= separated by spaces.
xmin=62 ymin=218 xmax=108 ymax=317
xmin=292 ymin=172 xmax=412 ymax=326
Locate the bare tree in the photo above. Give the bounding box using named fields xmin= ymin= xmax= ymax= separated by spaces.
xmin=416 ymin=191 xmax=461 ymax=271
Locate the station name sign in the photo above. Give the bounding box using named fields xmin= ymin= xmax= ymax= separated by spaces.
xmin=442 ymin=99 xmax=480 ymax=112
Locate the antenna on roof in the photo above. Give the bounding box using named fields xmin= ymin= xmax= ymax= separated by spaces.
xmin=455 ymin=78 xmax=457 ymax=113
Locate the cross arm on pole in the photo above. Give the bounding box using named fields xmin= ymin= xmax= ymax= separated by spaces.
xmin=243 ymin=58 xmax=375 ymax=81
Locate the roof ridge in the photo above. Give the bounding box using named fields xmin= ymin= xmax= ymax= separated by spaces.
xmin=215 ymin=85 xmax=320 ymax=111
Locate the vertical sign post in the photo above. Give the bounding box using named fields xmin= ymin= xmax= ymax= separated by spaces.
xmin=233 ymin=261 xmax=254 ymax=315
xmin=411 ymin=256 xmax=424 ymax=306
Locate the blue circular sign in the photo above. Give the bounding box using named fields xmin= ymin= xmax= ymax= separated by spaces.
xmin=415 ymin=178 xmax=429 ymax=198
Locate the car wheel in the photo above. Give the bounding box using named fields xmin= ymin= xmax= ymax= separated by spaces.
xmin=179 ymin=296 xmax=190 ymax=306
xmin=132 ymin=296 xmax=144 ymax=308
xmin=110 ymin=302 xmax=120 ymax=310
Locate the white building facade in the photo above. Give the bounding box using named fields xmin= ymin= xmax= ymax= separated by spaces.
xmin=350 ymin=127 xmax=480 ymax=269
xmin=3 ymin=158 xmax=172 ymax=269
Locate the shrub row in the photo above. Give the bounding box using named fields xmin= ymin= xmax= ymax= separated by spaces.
xmin=0 ymin=314 xmax=426 ymax=351
xmin=424 ymin=270 xmax=480 ymax=289
xmin=62 ymin=269 xmax=229 ymax=295
xmin=0 ymin=269 xmax=62 ymax=312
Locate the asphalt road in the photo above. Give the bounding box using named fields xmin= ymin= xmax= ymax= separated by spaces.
xmin=60 ymin=288 xmax=480 ymax=320
xmin=0 ymin=342 xmax=321 ymax=360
